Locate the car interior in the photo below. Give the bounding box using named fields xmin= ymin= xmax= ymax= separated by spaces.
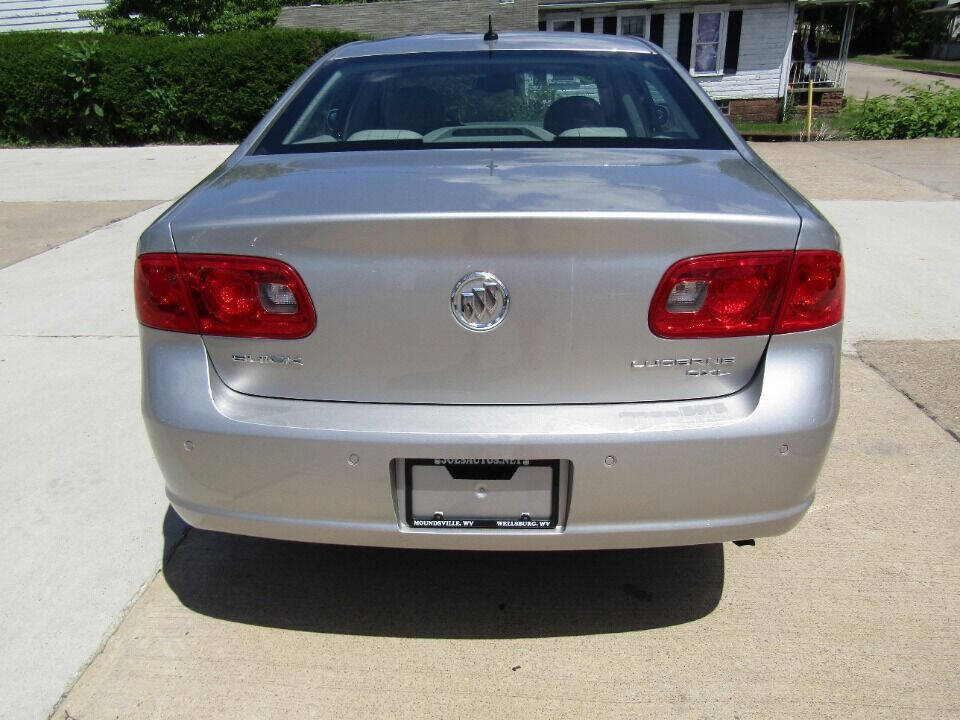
xmin=266 ymin=51 xmax=722 ymax=151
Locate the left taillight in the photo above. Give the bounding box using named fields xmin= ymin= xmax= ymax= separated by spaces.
xmin=134 ymin=253 xmax=316 ymax=339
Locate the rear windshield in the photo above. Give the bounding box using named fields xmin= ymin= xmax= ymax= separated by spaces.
xmin=255 ymin=50 xmax=731 ymax=153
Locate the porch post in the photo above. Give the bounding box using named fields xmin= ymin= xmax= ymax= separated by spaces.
xmin=778 ymin=0 xmax=798 ymax=100
xmin=838 ymin=2 xmax=856 ymax=88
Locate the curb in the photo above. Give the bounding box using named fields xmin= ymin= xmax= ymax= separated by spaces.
xmin=899 ymin=68 xmax=960 ymax=80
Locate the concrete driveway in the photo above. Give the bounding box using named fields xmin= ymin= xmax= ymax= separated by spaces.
xmin=1 ymin=140 xmax=958 ymax=719
xmin=844 ymin=61 xmax=960 ymax=99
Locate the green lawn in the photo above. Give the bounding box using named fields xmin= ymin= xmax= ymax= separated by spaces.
xmin=851 ymin=54 xmax=960 ymax=78
xmin=735 ymin=117 xmax=806 ymax=136
xmin=733 ymin=99 xmax=864 ymax=140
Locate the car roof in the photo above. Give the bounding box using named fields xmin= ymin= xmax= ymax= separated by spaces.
xmin=327 ymin=31 xmax=657 ymax=60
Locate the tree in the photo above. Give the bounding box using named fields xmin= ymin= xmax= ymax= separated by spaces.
xmin=851 ymin=0 xmax=950 ymax=57
xmin=79 ymin=0 xmax=293 ymax=34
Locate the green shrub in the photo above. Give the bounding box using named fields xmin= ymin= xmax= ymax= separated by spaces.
xmin=0 ymin=29 xmax=361 ymax=145
xmin=80 ymin=0 xmax=367 ymax=35
xmin=849 ymin=82 xmax=960 ymax=140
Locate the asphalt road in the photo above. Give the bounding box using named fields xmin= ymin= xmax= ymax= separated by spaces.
xmin=844 ymin=61 xmax=960 ymax=100
xmin=0 ymin=140 xmax=958 ymax=719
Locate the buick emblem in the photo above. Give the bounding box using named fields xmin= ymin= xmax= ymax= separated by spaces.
xmin=451 ymin=272 xmax=509 ymax=332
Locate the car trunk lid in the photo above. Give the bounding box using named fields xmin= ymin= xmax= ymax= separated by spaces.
xmin=169 ymin=148 xmax=800 ymax=404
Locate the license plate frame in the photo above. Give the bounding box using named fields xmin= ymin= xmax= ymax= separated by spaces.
xmin=404 ymin=459 xmax=561 ymax=530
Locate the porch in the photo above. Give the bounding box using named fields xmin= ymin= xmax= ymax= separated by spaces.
xmin=788 ymin=0 xmax=858 ymax=113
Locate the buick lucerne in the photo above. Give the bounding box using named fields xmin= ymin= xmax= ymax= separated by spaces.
xmin=135 ymin=32 xmax=843 ymax=550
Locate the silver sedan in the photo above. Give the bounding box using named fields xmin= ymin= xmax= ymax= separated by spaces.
xmin=135 ymin=32 xmax=843 ymax=550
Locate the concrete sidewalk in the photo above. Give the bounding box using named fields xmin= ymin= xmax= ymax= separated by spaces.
xmin=0 ymin=146 xmax=232 ymax=720
xmin=755 ymin=137 xmax=959 ymax=201
xmin=0 ymin=140 xmax=958 ymax=719
xmin=0 ymin=146 xmax=233 ymax=268
xmin=0 ymin=146 xmax=234 ymax=203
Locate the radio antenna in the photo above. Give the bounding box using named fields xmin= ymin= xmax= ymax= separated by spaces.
xmin=483 ymin=14 xmax=498 ymax=41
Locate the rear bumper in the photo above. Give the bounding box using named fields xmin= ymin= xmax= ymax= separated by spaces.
xmin=142 ymin=326 xmax=840 ymax=550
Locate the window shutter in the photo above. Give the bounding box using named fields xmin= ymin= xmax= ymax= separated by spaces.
xmin=650 ymin=14 xmax=664 ymax=47
xmin=677 ymin=13 xmax=694 ymax=70
xmin=724 ymin=11 xmax=743 ymax=74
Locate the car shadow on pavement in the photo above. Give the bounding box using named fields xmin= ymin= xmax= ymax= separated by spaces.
xmin=162 ymin=507 xmax=724 ymax=639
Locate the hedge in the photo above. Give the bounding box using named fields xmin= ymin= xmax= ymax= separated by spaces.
xmin=0 ymin=29 xmax=362 ymax=145
xmin=848 ymin=82 xmax=960 ymax=140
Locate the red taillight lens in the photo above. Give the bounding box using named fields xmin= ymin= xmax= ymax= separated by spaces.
xmin=134 ymin=253 xmax=315 ymax=339
xmin=649 ymin=250 xmax=843 ymax=339
xmin=649 ymin=251 xmax=793 ymax=338
xmin=774 ymin=250 xmax=844 ymax=333
xmin=134 ymin=254 xmax=195 ymax=332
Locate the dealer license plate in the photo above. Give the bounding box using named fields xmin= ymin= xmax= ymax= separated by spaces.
xmin=405 ymin=459 xmax=560 ymax=529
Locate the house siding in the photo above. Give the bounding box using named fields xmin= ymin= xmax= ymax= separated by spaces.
xmin=692 ymin=2 xmax=793 ymax=100
xmin=0 ymin=0 xmax=107 ymax=32
xmin=539 ymin=2 xmax=794 ymax=100
xmin=661 ymin=11 xmax=680 ymax=56
xmin=277 ymin=0 xmax=539 ymax=38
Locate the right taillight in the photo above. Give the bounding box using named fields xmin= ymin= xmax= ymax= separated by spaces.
xmin=134 ymin=253 xmax=316 ymax=339
xmin=774 ymin=250 xmax=844 ymax=334
xmin=650 ymin=250 xmax=843 ymax=339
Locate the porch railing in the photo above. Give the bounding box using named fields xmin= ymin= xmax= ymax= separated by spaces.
xmin=788 ymin=58 xmax=848 ymax=90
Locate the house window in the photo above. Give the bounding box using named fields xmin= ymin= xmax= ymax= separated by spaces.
xmin=548 ymin=19 xmax=577 ymax=32
xmin=545 ymin=11 xmax=654 ymax=38
xmin=692 ymin=8 xmax=728 ymax=75
xmin=577 ymin=15 xmax=614 ymax=34
xmin=621 ymin=14 xmax=647 ymax=38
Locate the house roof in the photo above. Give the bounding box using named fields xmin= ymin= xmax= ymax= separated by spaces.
xmin=539 ymin=0 xmax=856 ymax=7
xmin=540 ymin=0 xmax=651 ymax=6
xmin=540 ymin=0 xmax=703 ymax=8
xmin=795 ymin=0 xmax=860 ymax=6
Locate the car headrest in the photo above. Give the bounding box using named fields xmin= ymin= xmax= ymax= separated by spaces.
xmin=383 ymin=85 xmax=446 ymax=136
xmin=543 ymin=96 xmax=605 ymax=137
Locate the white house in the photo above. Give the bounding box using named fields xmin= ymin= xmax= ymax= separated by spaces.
xmin=0 ymin=1 xmax=106 ymax=32
xmin=538 ymin=0 xmax=856 ymax=121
